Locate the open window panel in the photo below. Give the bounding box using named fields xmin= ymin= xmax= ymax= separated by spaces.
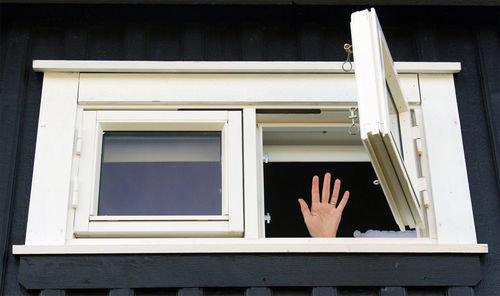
xmin=258 ymin=9 xmax=425 ymax=239
xmin=350 ymin=8 xmax=424 ymax=232
xmin=258 ymin=109 xmax=418 ymax=238
xmin=73 ymin=110 xmax=244 ymax=238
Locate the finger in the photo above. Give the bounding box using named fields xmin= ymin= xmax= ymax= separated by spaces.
xmin=337 ymin=190 xmax=350 ymax=211
xmin=311 ymin=175 xmax=320 ymax=204
xmin=321 ymin=173 xmax=331 ymax=203
xmin=330 ymin=179 xmax=341 ymax=206
xmin=298 ymin=198 xmax=312 ymax=220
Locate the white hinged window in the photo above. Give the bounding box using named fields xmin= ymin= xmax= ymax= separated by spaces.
xmin=15 ymin=8 xmax=484 ymax=254
xmin=72 ymin=110 xmax=244 ymax=237
xmin=351 ymin=8 xmax=423 ymax=230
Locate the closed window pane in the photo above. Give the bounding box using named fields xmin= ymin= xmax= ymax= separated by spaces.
xmin=98 ymin=131 xmax=222 ymax=216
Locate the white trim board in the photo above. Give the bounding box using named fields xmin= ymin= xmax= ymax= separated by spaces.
xmin=77 ymin=73 xmax=421 ymax=104
xmin=13 ymin=239 xmax=488 ymax=254
xmin=33 ymin=60 xmax=461 ymax=74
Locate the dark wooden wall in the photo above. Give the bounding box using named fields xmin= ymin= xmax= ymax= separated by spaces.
xmin=0 ymin=4 xmax=499 ymax=296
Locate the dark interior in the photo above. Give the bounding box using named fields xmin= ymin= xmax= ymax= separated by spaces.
xmin=264 ymin=162 xmax=400 ymax=237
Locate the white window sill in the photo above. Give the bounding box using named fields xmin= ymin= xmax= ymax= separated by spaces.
xmin=12 ymin=238 xmax=488 ymax=255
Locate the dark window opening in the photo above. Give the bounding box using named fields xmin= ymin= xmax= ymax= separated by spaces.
xmin=264 ymin=162 xmax=400 ymax=237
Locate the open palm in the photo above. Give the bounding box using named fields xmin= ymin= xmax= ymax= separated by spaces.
xmin=298 ymin=173 xmax=350 ymax=237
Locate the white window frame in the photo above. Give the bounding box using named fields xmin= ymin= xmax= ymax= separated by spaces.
xmin=73 ymin=110 xmax=243 ymax=238
xmin=13 ymin=8 xmax=487 ymax=253
xmin=13 ymin=62 xmax=487 ymax=254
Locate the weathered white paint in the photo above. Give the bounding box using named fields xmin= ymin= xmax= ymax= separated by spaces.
xmin=73 ymin=110 xmax=244 ymax=237
xmin=351 ymin=8 xmax=423 ymax=230
xmin=77 ymin=73 xmax=421 ymax=105
xmin=32 ymin=60 xmax=461 ymax=74
xmin=22 ymin=58 xmax=481 ymax=251
xmin=243 ymin=109 xmax=261 ymax=238
xmin=13 ymin=239 xmax=487 ymax=254
xmin=25 ymin=73 xmax=79 ymax=245
xmin=419 ymin=74 xmax=477 ymax=244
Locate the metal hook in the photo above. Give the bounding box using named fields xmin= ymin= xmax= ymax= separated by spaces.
xmin=348 ymin=123 xmax=359 ymax=136
xmin=342 ymin=43 xmax=353 ymax=72
xmin=347 ymin=107 xmax=359 ymax=135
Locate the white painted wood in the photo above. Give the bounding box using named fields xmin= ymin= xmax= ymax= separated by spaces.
xmin=226 ymin=111 xmax=244 ymax=233
xmin=77 ymin=73 xmax=421 ymax=105
xmin=96 ymin=109 xmax=230 ymax=123
xmin=12 ymin=239 xmax=487 ymax=254
xmin=79 ymin=221 xmax=242 ymax=237
xmin=66 ymin=108 xmax=84 ymax=240
xmin=81 ymin=104 xmax=348 ymax=110
xmin=419 ymin=74 xmax=477 ymax=244
xmin=394 ymin=62 xmax=461 ymax=74
xmin=256 ymin=125 xmax=266 ymax=237
xmin=264 ymin=145 xmax=369 ymax=162
xmin=78 ymin=73 xmax=357 ymax=104
xmin=413 ymin=108 xmax=438 ymax=240
xmin=261 ymin=123 xmax=362 ymax=146
xmin=243 ymin=109 xmax=260 ymax=238
xmin=73 ymin=110 xmax=244 ymax=237
xmin=24 ymin=53 xmax=478 ymax=249
xmin=381 ymin=37 xmax=409 ymax=113
xmin=25 ymin=73 xmax=80 ymax=245
xmin=89 ymin=216 xmax=229 ymax=221
xmin=351 ymin=8 xmax=423 ymax=231
xmin=73 ymin=110 xmax=97 ymax=234
xmin=400 ymin=73 xmax=421 ymax=104
xmin=33 ymin=60 xmax=461 ymax=74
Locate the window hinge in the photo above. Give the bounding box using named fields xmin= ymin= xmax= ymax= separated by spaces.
xmin=417 ymin=177 xmax=427 ymax=192
xmin=264 ymin=212 xmax=271 ymax=224
xmin=415 ymin=138 xmax=423 ymax=157
xmin=422 ymin=190 xmax=430 ymax=209
xmin=72 ymin=127 xmax=83 ymax=209
xmin=411 ymin=125 xmax=422 ymax=139
xmin=412 ymin=125 xmax=423 ymax=156
xmin=75 ymin=129 xmax=82 ymax=156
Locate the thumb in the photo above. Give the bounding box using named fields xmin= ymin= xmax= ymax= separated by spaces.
xmin=298 ymin=198 xmax=311 ymax=220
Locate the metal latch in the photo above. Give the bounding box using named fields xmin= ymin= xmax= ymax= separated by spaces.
xmin=264 ymin=212 xmax=271 ymax=224
xmin=263 ymin=152 xmax=269 ymax=164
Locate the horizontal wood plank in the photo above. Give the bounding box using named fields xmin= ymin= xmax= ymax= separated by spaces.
xmin=12 ymin=239 xmax=489 ymax=254
xmin=18 ymin=254 xmax=481 ymax=290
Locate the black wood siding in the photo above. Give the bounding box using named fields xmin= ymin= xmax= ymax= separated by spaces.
xmin=0 ymin=4 xmax=499 ymax=296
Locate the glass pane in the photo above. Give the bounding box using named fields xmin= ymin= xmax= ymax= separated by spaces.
xmin=386 ymin=83 xmax=404 ymax=158
xmin=98 ymin=131 xmax=222 ymax=216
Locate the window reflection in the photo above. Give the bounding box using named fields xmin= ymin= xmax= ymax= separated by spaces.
xmin=98 ymin=131 xmax=222 ymax=216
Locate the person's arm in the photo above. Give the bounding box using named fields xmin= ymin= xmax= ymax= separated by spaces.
xmin=298 ymin=173 xmax=350 ymax=237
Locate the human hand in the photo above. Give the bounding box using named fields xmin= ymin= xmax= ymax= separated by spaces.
xmin=298 ymin=173 xmax=350 ymax=237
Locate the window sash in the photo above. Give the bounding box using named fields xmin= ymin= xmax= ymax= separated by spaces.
xmin=350 ymin=8 xmax=424 ymax=231
xmin=73 ymin=110 xmax=244 ymax=237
